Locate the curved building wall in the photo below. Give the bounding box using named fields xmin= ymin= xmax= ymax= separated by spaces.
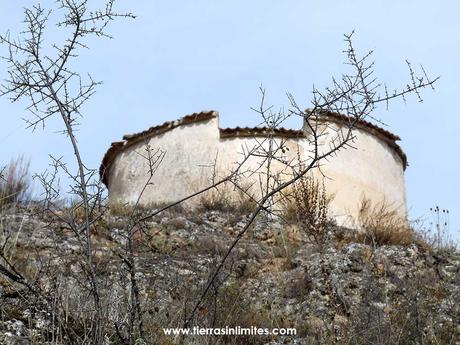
xmin=103 ymin=112 xmax=407 ymax=227
xmin=304 ymin=120 xmax=407 ymax=227
xmin=107 ymin=117 xmax=221 ymax=205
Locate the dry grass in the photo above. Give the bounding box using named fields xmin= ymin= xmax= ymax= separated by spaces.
xmin=414 ymin=206 xmax=458 ymax=253
xmin=195 ymin=281 xmax=274 ymax=345
xmin=282 ymin=174 xmax=331 ymax=249
xmin=197 ymin=183 xmax=257 ymax=215
xmin=108 ymin=200 xmax=186 ymax=219
xmin=353 ymin=198 xmax=421 ymax=247
xmin=339 ymin=268 xmax=459 ymax=345
xmin=0 ymin=156 xmax=31 ymax=207
xmin=197 ymin=186 xmax=232 ymax=211
xmin=108 ymin=200 xmax=152 ymax=217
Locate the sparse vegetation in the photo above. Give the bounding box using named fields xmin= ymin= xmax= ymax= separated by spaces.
xmin=282 ymin=174 xmax=331 ymax=250
xmin=0 ymin=156 xmax=31 ymax=207
xmin=353 ymin=198 xmax=421 ymax=247
xmin=339 ymin=268 xmax=458 ymax=345
xmin=1 ymin=200 xmax=459 ymax=344
xmin=0 ymin=1 xmax=450 ymax=344
xmin=415 ymin=205 xmax=458 ymax=252
xmin=197 ymin=183 xmax=257 ymax=215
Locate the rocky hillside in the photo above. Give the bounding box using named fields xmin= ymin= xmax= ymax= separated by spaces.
xmin=0 ymin=205 xmax=459 ymax=344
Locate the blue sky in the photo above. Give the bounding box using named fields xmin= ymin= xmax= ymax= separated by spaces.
xmin=0 ymin=1 xmax=459 ymax=240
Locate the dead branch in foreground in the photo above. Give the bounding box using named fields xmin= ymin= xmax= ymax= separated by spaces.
xmin=0 ymin=1 xmax=439 ymax=342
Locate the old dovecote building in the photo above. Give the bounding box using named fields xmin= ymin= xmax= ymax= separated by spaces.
xmin=100 ymin=111 xmax=407 ymax=227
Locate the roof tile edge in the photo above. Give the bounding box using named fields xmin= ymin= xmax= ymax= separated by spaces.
xmin=99 ymin=110 xmax=218 ymax=186
xmin=219 ymin=127 xmax=305 ymax=139
xmin=312 ymin=110 xmax=407 ymax=168
xmin=99 ymin=110 xmax=407 ymax=187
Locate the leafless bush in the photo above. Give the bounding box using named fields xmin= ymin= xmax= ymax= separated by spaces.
xmin=340 ymin=269 xmax=459 ymax=345
xmin=0 ymin=1 xmax=135 ymax=343
xmin=353 ymin=198 xmax=420 ymax=247
xmin=414 ymin=205 xmax=457 ymax=252
xmin=197 ymin=183 xmax=257 ymax=215
xmin=0 ymin=156 xmax=31 ymax=207
xmin=0 ymin=0 xmax=440 ymax=342
xmin=197 ymin=185 xmax=234 ymax=212
xmin=282 ymin=174 xmax=331 ymax=250
xmin=193 ymin=281 xmax=274 ymax=345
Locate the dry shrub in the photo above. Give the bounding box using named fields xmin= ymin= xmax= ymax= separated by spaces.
xmin=0 ymin=156 xmax=31 ymax=207
xmin=199 ymin=281 xmax=273 ymax=345
xmin=197 ymin=183 xmax=256 ymax=214
xmin=108 ymin=200 xmax=135 ymax=217
xmin=340 ymin=268 xmax=459 ymax=345
xmin=197 ymin=186 xmax=231 ymax=211
xmin=353 ymin=198 xmax=420 ymax=247
xmin=282 ymin=174 xmax=331 ymax=249
xmin=108 ymin=200 xmax=186 ymax=219
xmin=414 ymin=206 xmax=457 ymax=253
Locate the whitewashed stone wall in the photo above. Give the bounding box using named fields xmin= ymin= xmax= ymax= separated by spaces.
xmin=104 ymin=113 xmax=407 ymax=227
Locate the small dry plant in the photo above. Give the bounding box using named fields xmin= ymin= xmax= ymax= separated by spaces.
xmin=283 ymin=174 xmax=331 ymax=249
xmin=198 ymin=186 xmax=232 ymax=212
xmin=354 ymin=198 xmax=418 ymax=247
xmin=0 ymin=156 xmax=31 ymax=207
xmin=0 ymin=0 xmax=439 ymax=339
xmin=415 ymin=206 xmax=457 ymax=252
xmin=197 ymin=183 xmax=256 ymax=214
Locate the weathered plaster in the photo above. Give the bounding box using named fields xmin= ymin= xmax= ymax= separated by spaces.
xmin=102 ymin=111 xmax=407 ymax=227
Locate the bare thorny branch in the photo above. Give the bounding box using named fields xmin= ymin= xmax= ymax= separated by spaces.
xmin=0 ymin=1 xmax=134 ymax=343
xmin=0 ymin=1 xmax=438 ymax=343
xmin=180 ymin=31 xmax=438 ymax=328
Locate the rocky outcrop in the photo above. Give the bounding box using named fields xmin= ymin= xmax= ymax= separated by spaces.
xmin=0 ymin=206 xmax=458 ymax=344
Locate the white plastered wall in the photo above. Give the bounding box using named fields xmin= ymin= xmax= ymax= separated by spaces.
xmin=302 ymin=121 xmax=407 ymax=227
xmin=107 ymin=116 xmax=407 ymax=227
